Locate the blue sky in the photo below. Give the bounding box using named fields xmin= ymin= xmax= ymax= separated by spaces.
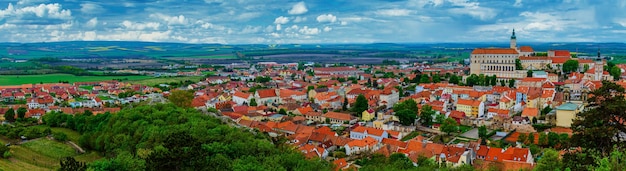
xmin=0 ymin=0 xmax=624 ymax=44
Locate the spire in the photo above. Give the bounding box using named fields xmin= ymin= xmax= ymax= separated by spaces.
xmin=511 ymin=29 xmax=516 ymax=39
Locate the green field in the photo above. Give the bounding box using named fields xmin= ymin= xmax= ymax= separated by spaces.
xmin=0 ymin=126 xmax=102 ymax=171
xmin=125 ymin=76 xmax=204 ymax=86
xmin=0 ymin=74 xmax=153 ymax=86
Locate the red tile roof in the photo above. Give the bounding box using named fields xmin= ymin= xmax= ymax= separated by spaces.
xmin=352 ymin=126 xmax=385 ymax=137
xmin=256 ymin=89 xmax=277 ymax=98
xmin=519 ymin=46 xmax=533 ymax=52
xmin=521 ymin=108 xmax=539 ymax=117
xmin=323 ymin=112 xmax=353 ymax=121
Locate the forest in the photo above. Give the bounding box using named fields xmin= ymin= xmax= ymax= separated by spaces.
xmin=42 ymin=103 xmax=333 ymax=171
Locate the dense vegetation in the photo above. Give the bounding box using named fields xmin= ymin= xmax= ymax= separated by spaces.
xmin=43 ymin=103 xmax=332 ymax=171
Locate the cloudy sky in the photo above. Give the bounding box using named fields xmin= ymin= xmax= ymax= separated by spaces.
xmin=0 ymin=0 xmax=624 ymax=44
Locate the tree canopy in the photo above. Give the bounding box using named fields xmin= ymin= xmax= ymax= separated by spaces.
xmin=45 ymin=103 xmax=332 ymax=170
xmin=167 ymin=90 xmax=194 ymax=108
xmin=562 ymin=60 xmax=579 ymax=73
xmin=352 ymin=94 xmax=369 ymax=117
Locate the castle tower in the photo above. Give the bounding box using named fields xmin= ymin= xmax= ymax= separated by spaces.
xmin=510 ymin=29 xmax=517 ymax=50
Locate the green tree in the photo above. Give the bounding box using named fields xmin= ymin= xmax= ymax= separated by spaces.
xmin=440 ymin=118 xmax=459 ymax=136
xmin=4 ymin=108 xmax=15 ymax=122
xmin=278 ymin=108 xmax=287 ymax=115
xmin=167 ymin=90 xmax=193 ymax=108
xmin=432 ymin=74 xmax=441 ymax=83
xmin=534 ymin=149 xmax=562 ymax=171
xmin=609 ymin=66 xmax=621 ymax=80
xmin=571 ymin=81 xmax=626 ymax=155
xmin=0 ymin=145 xmax=8 ymax=159
xmin=419 ymin=105 xmax=435 ymax=127
xmin=17 ymin=107 xmax=27 ymax=119
xmin=538 ymin=133 xmax=548 ymax=147
xmin=60 ymin=157 xmax=87 ymax=171
xmin=478 ymin=125 xmax=488 ymax=145
xmin=54 ymin=132 xmax=68 ymax=142
xmin=508 ymin=78 xmax=515 ymax=88
xmin=420 ymin=75 xmax=430 ymax=83
xmin=500 ymin=80 xmax=506 ymax=87
xmin=527 ymin=70 xmax=534 ymax=77
xmin=490 ymin=75 xmax=497 ymax=86
xmin=528 ymin=133 xmax=535 ymax=145
xmin=351 ymin=94 xmax=369 ymax=117
xmin=249 ymin=98 xmax=257 ymax=106
xmin=562 ymin=60 xmax=579 ymax=73
xmin=518 ymin=133 xmax=528 ymax=144
xmin=515 ymin=59 xmax=523 ymax=70
xmin=583 ymin=64 xmax=590 ymax=72
xmin=342 ymin=97 xmax=348 ymax=111
xmin=541 ymin=106 xmax=552 ymax=115
xmin=395 ymin=109 xmax=417 ymax=126
xmin=449 ymin=75 xmax=460 ymax=84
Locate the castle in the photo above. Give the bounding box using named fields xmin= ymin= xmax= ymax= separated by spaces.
xmin=469 ymin=29 xmax=611 ymax=82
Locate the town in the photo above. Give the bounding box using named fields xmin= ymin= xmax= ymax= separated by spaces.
xmin=1 ymin=30 xmax=624 ymax=170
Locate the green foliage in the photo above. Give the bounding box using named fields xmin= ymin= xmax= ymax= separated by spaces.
xmin=250 ymin=98 xmax=258 ymax=106
xmin=4 ymin=108 xmax=15 ymax=122
xmin=351 ymin=94 xmax=369 ymax=117
xmin=583 ymin=64 xmax=590 ymax=72
xmin=571 ymin=81 xmax=626 ymax=154
xmin=515 ymin=59 xmax=523 ymax=70
xmin=527 ymin=70 xmax=534 ymax=77
xmin=420 ymin=75 xmax=430 ymax=83
xmin=449 ymin=74 xmax=460 ymax=84
xmin=342 ymin=97 xmax=348 ymax=111
xmin=541 ymin=106 xmax=552 ymax=115
xmin=440 ymin=118 xmax=459 ymax=135
xmin=395 ymin=109 xmax=416 ymax=126
xmin=54 ymin=132 xmax=68 ymax=142
xmin=432 ymin=74 xmax=441 ymax=83
xmin=0 ymin=145 xmax=8 ymax=158
xmin=508 ymin=78 xmax=515 ymax=88
xmin=278 ymin=108 xmax=287 ymax=115
xmin=609 ymin=66 xmax=621 ymax=80
xmin=17 ymin=107 xmax=27 ymax=119
xmin=534 ymin=149 xmax=562 ymax=171
xmin=60 ymin=156 xmax=87 ymax=171
xmin=419 ymin=105 xmax=435 ymax=127
xmin=478 ymin=125 xmax=488 ymax=144
xmin=167 ymin=90 xmax=194 ymax=108
xmin=500 ymin=80 xmax=505 ymax=87
xmin=562 ymin=60 xmax=579 ymax=73
xmin=64 ymin=103 xmax=332 ymax=170
xmin=255 ymin=76 xmax=271 ymax=83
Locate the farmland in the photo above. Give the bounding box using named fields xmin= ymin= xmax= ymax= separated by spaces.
xmin=0 ymin=74 xmax=152 ymax=86
xmin=125 ymin=76 xmax=205 ymax=86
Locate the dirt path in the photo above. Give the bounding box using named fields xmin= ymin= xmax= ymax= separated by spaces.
xmin=66 ymin=141 xmax=85 ymax=154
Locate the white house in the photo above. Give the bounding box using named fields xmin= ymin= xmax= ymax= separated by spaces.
xmin=232 ymin=91 xmax=253 ymax=105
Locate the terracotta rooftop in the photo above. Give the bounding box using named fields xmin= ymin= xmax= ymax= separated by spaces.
xmin=471 ymin=48 xmax=519 ymax=55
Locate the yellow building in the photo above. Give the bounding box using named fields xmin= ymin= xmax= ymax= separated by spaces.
xmin=362 ymin=109 xmax=376 ymax=121
xmin=555 ymin=102 xmax=582 ymax=128
xmin=456 ymin=99 xmax=485 ymax=118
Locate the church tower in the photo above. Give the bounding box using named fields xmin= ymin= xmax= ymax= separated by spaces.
xmin=510 ymin=29 xmax=517 ymax=50
xmin=594 ymin=48 xmax=603 ymax=80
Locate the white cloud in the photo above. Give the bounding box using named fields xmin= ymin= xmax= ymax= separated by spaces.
xmin=276 ymin=24 xmax=282 ymax=31
xmin=80 ymin=3 xmax=104 ymax=14
xmin=375 ymin=9 xmax=413 ymax=17
xmin=316 ymin=14 xmax=337 ymax=23
xmin=288 ymin=2 xmax=308 ymax=15
xmin=447 ymin=0 xmax=497 ymax=21
xmin=513 ymin=0 xmax=523 ymax=7
xmin=323 ymin=26 xmax=332 ymax=32
xmin=121 ymin=20 xmax=161 ymax=30
xmin=0 ymin=3 xmax=72 ymax=20
xmin=274 ymin=16 xmax=289 ymax=24
xmin=16 ymin=0 xmax=48 ymax=6
xmin=299 ymin=26 xmax=319 ymax=35
xmin=241 ymin=25 xmax=261 ymax=34
xmin=150 ymin=13 xmax=187 ymax=25
xmin=85 ymin=17 xmax=97 ymax=28
xmin=293 ymin=16 xmax=306 ymax=23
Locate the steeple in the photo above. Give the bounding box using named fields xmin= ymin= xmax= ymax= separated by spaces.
xmin=597 ymin=48 xmax=601 ymax=60
xmin=511 ymin=29 xmax=516 ymax=40
xmin=510 ymin=29 xmax=517 ymax=50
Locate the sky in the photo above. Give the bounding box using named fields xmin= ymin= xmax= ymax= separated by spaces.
xmin=0 ymin=0 xmax=625 ymax=44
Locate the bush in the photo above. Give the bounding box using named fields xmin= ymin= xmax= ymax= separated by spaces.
xmin=54 ymin=132 xmax=68 ymax=142
xmin=532 ymin=124 xmax=553 ymax=132
xmin=3 ymin=151 xmax=10 ymax=158
xmin=0 ymin=145 xmax=8 ymax=158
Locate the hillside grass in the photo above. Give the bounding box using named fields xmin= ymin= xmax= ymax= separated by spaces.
xmin=0 ymin=74 xmax=152 ymax=86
